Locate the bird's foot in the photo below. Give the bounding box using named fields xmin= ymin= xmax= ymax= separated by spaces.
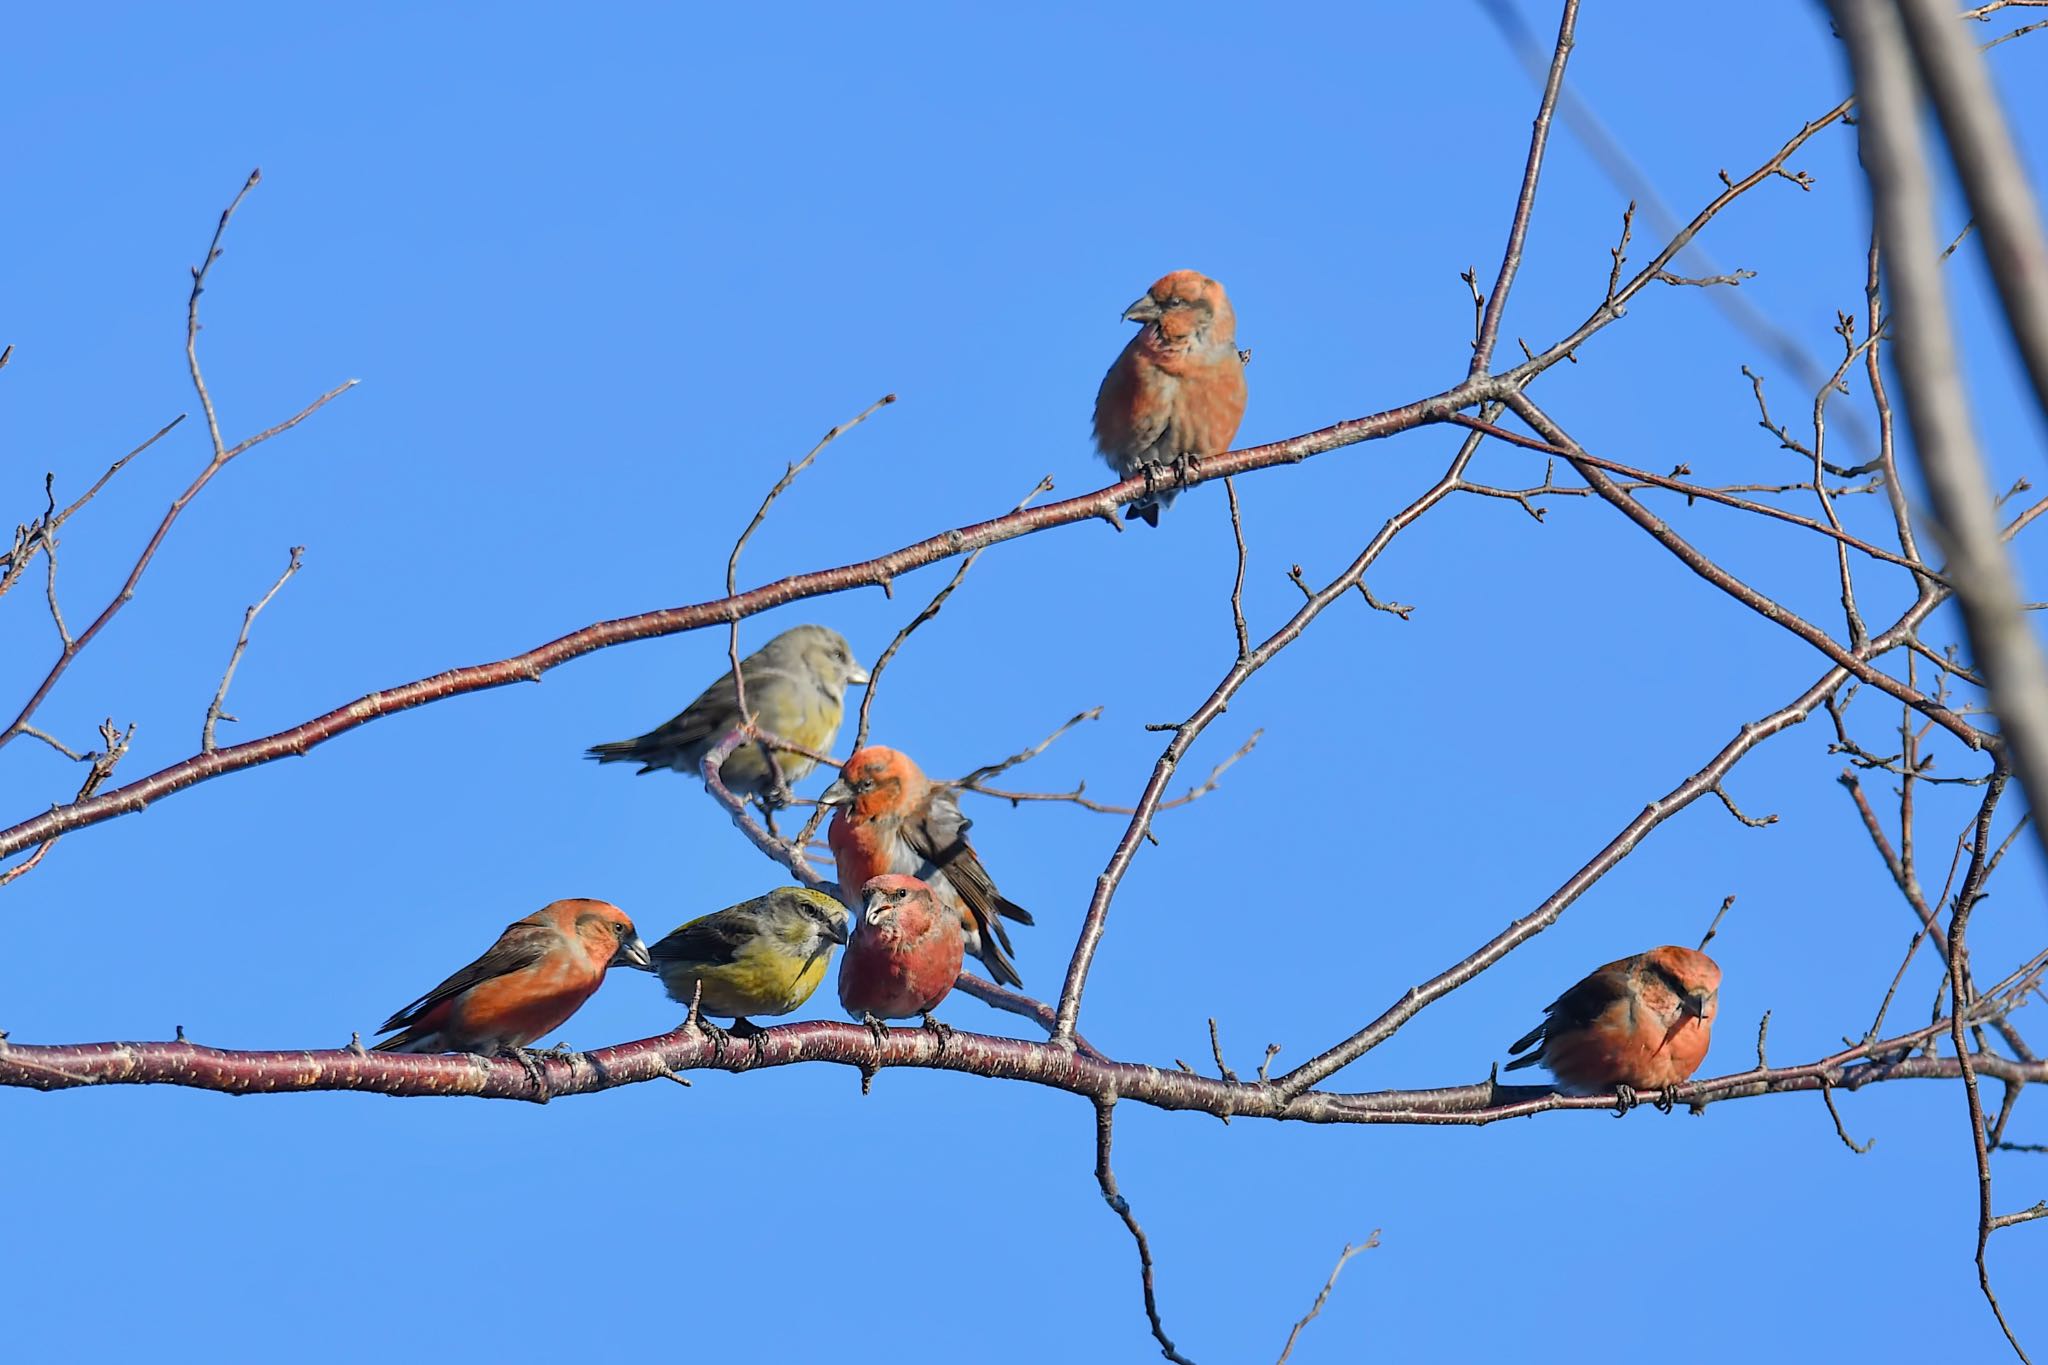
xmin=1173 ymin=452 xmax=1201 ymax=488
xmin=862 ymin=1012 xmax=890 ymax=1047
xmin=685 ymin=1016 xmax=731 ymax=1060
xmin=920 ymin=1012 xmax=954 ymax=1056
xmin=1611 ymin=1084 xmax=1639 ymax=1117
xmin=1653 ymin=1085 xmax=1678 ymax=1115
xmin=501 ymin=1046 xmax=551 ymax=1102
xmin=729 ymin=1017 xmax=769 ymax=1064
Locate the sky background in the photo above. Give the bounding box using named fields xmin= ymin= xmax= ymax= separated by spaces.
xmin=4 ymin=3 xmax=2046 ymax=1360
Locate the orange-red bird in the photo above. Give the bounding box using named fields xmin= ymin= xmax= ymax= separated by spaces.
xmin=1505 ymin=945 xmax=1721 ymax=1107
xmin=837 ymin=875 xmax=964 ymax=1027
xmin=1093 ymin=269 xmax=1248 ymax=526
xmin=373 ymin=899 xmax=651 ymax=1055
xmin=822 ymin=746 xmax=1032 ymax=987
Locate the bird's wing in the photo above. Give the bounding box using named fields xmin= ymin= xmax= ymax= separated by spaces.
xmin=1507 ymin=968 xmax=1631 ymax=1063
xmin=648 ymin=912 xmax=756 ymax=970
xmin=904 ymin=787 xmax=1034 ymax=940
xmin=1094 ymin=341 xmax=1174 ymax=456
xmin=377 ymin=920 xmax=560 ymax=1034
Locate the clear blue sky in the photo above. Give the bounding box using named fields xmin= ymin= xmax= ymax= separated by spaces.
xmin=4 ymin=3 xmax=2045 ymax=1360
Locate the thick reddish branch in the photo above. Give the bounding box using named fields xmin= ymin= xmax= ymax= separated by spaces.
xmin=0 ymin=384 xmax=1486 ymax=868
xmin=1 ymin=1020 xmax=2039 ymax=1123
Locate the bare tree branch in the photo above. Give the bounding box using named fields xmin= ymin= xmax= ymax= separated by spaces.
xmin=1275 ymin=1234 xmax=1379 ymax=1365
xmin=202 ymin=547 xmax=304 ymax=752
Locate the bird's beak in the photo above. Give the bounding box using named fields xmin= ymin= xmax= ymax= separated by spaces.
xmin=846 ymin=663 xmax=871 ymax=686
xmin=1681 ymin=989 xmax=1711 ymax=1019
xmin=1123 ymin=295 xmax=1163 ymax=323
xmin=821 ymin=777 xmax=853 ymax=807
xmin=826 ymin=913 xmax=851 ymax=946
xmin=613 ymin=933 xmax=654 ymax=971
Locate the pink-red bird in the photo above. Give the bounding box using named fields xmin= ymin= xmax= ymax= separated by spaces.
xmin=823 ymin=746 xmax=1032 ymax=987
xmin=1505 ymin=945 xmax=1721 ymax=1108
xmin=373 ymin=898 xmax=651 ymax=1055
xmin=837 ymin=875 xmax=964 ymax=1029
xmin=1093 ymin=269 xmax=1248 ymax=526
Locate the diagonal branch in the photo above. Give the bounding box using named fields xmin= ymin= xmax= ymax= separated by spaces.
xmin=1051 ymin=450 xmax=1473 ymax=1044
xmin=0 ymin=382 xmax=1491 ymax=869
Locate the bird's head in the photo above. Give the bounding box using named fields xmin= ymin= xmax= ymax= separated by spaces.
xmin=559 ymin=899 xmax=652 ymax=971
xmin=857 ymin=874 xmax=936 ymax=935
xmin=821 ymin=745 xmax=924 ymax=820
xmin=1123 ymin=270 xmax=1236 ymax=350
xmin=1642 ymin=944 xmax=1721 ymax=1025
xmin=765 ymin=624 xmax=870 ymax=696
xmin=765 ymin=885 xmax=852 ymax=950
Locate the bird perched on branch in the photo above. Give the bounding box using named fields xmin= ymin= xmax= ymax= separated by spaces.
xmin=372 ymin=898 xmax=650 ymax=1056
xmin=586 ymin=624 xmax=869 ymax=804
xmin=1504 ymin=945 xmax=1721 ymax=1110
xmin=640 ymin=886 xmax=850 ymax=1037
xmin=837 ymin=875 xmax=964 ymax=1034
xmin=1093 ymin=269 xmax=1248 ymax=526
xmin=823 ymin=745 xmax=1032 ymax=988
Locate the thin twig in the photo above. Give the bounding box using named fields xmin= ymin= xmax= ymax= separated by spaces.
xmin=1698 ymin=895 xmax=1736 ymax=952
xmin=202 ymin=547 xmax=304 ymax=752
xmin=1225 ymin=477 xmax=1250 ymax=659
xmin=0 ymin=170 xmax=352 ymax=756
xmin=723 ymin=392 xmax=897 ymax=801
xmin=1470 ymin=0 xmax=1580 ymax=374
xmin=853 ymin=472 xmax=1052 ymax=751
xmin=1094 ymin=1100 xmax=1197 ymax=1365
xmin=1275 ymin=1234 xmax=1380 ymax=1365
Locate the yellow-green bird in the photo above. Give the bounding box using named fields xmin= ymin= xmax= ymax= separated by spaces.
xmin=640 ymin=887 xmax=851 ymax=1035
xmin=585 ymin=624 xmax=868 ymax=804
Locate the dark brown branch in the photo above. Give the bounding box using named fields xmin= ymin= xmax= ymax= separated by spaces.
xmin=1447 ymin=414 xmax=1939 ymax=580
xmin=1504 ymin=394 xmax=1989 ymax=751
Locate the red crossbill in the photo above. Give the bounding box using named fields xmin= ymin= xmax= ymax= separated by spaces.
xmin=586 ymin=624 xmax=869 ymax=803
xmin=373 ymin=898 xmax=650 ymax=1055
xmin=837 ymin=875 xmax=964 ymax=1030
xmin=641 ymin=886 xmax=850 ymax=1035
xmin=822 ymin=745 xmax=1032 ymax=988
xmin=1505 ymin=945 xmax=1721 ymax=1108
xmin=1093 ymin=270 xmax=1248 ymax=526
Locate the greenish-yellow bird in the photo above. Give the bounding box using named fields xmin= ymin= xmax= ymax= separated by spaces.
xmin=639 ymin=887 xmax=851 ymax=1034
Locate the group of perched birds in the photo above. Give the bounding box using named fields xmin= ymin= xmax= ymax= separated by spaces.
xmin=369 ymin=270 xmax=1723 ymax=1106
